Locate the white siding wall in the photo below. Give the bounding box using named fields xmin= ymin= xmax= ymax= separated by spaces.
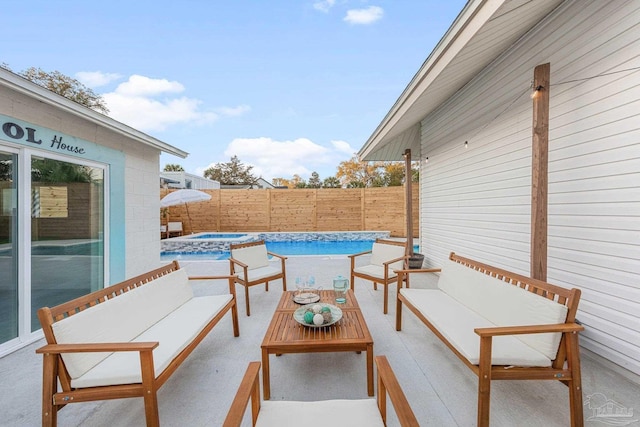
xmin=420 ymin=0 xmax=640 ymax=375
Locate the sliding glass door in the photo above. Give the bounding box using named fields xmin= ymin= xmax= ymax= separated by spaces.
xmin=30 ymin=156 xmax=104 ymax=331
xmin=0 ymin=145 xmax=106 ymax=349
xmin=0 ymin=150 xmax=18 ymax=343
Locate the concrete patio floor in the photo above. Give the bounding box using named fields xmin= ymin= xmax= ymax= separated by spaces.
xmin=1 ymin=255 xmax=638 ymax=426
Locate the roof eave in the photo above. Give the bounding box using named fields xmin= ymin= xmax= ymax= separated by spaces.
xmin=0 ymin=69 xmax=188 ymax=158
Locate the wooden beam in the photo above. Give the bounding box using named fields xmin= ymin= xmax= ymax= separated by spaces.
xmin=404 ymin=149 xmax=414 ymax=255
xmin=531 ymin=63 xmax=550 ymax=281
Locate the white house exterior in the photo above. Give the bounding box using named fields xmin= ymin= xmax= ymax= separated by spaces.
xmin=360 ymin=0 xmax=640 ymax=377
xmin=0 ymin=68 xmax=187 ymax=355
xmin=160 ymin=171 xmax=220 ymax=189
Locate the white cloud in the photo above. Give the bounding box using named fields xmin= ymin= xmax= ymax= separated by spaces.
xmin=102 ymin=74 xmax=248 ymax=132
xmin=331 ymin=139 xmax=356 ymax=155
xmin=344 ymin=6 xmax=384 ymax=25
xmin=115 ymin=74 xmax=184 ymax=97
xmin=196 ymin=137 xmax=353 ymax=181
xmin=75 ymin=71 xmax=121 ymax=87
xmin=313 ymin=0 xmax=335 ymax=13
xmin=216 ymin=105 xmax=251 ymax=117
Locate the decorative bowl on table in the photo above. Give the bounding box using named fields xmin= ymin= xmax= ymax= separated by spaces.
xmin=293 ymin=303 xmax=342 ymax=328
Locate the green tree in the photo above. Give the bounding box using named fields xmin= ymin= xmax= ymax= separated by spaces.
xmin=31 ymin=159 xmax=93 ymax=183
xmin=2 ymin=65 xmax=109 ymax=114
xmin=322 ymin=176 xmax=341 ymax=188
xmin=203 ymin=155 xmax=257 ymax=185
xmin=379 ymin=162 xmax=405 ymax=187
xmin=336 ymin=156 xmax=381 ymax=188
xmin=163 ymin=164 xmax=184 ymax=172
xmin=307 ymin=171 xmax=321 ymax=188
xmin=291 ymin=174 xmax=306 ymax=188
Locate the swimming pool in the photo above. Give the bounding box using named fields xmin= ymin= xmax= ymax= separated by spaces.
xmin=189 ymin=233 xmax=248 ymax=239
xmin=160 ymin=231 xmax=415 ymax=261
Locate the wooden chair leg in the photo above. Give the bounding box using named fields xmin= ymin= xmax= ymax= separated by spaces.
xmin=477 ymin=336 xmax=492 ymax=427
xmin=245 ymin=286 xmax=251 ymax=316
xmin=396 ymin=294 xmax=403 ymax=331
xmin=140 ymin=351 xmax=160 ymax=427
xmin=567 ymin=332 xmax=584 ymax=427
xmin=265 ymin=280 xmax=269 ymax=292
xmin=383 ymin=283 xmax=389 ymax=314
xmin=42 ymin=352 xmax=58 ymax=427
xmin=373 ymin=281 xmax=378 ymax=291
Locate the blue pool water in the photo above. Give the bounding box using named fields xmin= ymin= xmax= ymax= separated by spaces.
xmin=189 ymin=233 xmax=247 ymax=239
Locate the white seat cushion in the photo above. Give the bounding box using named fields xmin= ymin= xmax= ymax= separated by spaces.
xmin=401 ymin=288 xmax=552 ymax=367
xmin=53 ymin=269 xmax=193 ymax=379
xmin=71 ymin=294 xmax=232 ymax=388
xmin=232 ymin=244 xmax=269 ymax=269
xmin=238 ymin=265 xmax=283 ymax=282
xmin=256 ymin=399 xmax=384 ymax=427
xmin=353 ymin=264 xmax=397 ymax=281
xmin=437 ymin=260 xmax=568 ymax=359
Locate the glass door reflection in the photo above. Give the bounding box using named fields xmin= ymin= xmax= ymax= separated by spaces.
xmin=0 ymin=151 xmax=18 ymax=343
xmin=30 ymin=156 xmax=104 ymax=331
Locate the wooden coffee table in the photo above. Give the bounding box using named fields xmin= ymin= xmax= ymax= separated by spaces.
xmin=260 ymin=289 xmax=374 ymax=400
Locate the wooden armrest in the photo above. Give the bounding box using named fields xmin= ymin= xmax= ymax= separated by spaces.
xmin=376 ymin=355 xmax=419 ymax=427
xmin=267 ymin=251 xmax=287 ymax=260
xmin=382 ymin=255 xmax=409 ymax=267
xmin=394 ymin=268 xmax=441 ymax=274
xmin=223 ymin=361 xmax=261 ymax=427
xmin=189 ymin=275 xmax=237 ymax=281
xmin=474 ymin=322 xmax=584 ymax=337
xmin=348 ymin=250 xmax=372 ymax=259
xmin=36 ymin=341 xmax=159 ymax=354
xmin=229 ymin=257 xmax=248 ymax=269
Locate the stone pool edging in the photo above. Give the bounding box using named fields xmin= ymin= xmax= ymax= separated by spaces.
xmin=161 ymin=231 xmax=391 ymax=256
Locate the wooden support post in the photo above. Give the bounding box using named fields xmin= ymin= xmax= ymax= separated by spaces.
xmin=404 ymin=149 xmax=414 ymax=256
xmin=531 ymin=63 xmax=550 ymax=281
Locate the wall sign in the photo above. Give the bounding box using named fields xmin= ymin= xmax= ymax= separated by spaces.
xmin=1 ymin=120 xmax=87 ymax=155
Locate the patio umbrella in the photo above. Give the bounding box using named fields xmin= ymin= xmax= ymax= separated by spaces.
xmin=160 ymin=189 xmax=211 ymax=234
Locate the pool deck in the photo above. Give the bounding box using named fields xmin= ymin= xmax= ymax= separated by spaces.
xmin=1 ymin=255 xmax=639 ymax=426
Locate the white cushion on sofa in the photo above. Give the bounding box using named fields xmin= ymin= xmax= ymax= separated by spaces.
xmin=436 ymin=260 xmax=568 ymax=360
xmin=52 ymin=269 xmax=192 ymax=379
xmin=256 ymin=399 xmax=384 ymax=427
xmin=370 ymin=242 xmax=405 ymax=271
xmin=71 ymin=294 xmax=232 ymax=388
xmin=232 ymin=245 xmax=269 ymax=269
xmin=401 ymin=288 xmax=552 ymax=367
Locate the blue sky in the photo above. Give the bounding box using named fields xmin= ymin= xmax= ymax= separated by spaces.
xmin=2 ymin=0 xmax=466 ymax=182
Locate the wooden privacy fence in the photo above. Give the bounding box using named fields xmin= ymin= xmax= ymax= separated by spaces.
xmin=160 ymin=187 xmax=419 ymax=237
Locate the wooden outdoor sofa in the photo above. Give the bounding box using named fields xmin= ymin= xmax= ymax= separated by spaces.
xmin=395 ymin=252 xmax=584 ymax=427
xmin=36 ymin=261 xmax=240 ymax=427
xmin=223 ymin=355 xmax=419 ymax=427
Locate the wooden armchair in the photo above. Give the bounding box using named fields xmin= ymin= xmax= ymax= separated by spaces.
xmin=349 ymin=239 xmax=408 ymax=314
xmin=223 ymin=355 xmax=420 ymax=427
xmin=229 ymin=240 xmax=287 ymax=316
